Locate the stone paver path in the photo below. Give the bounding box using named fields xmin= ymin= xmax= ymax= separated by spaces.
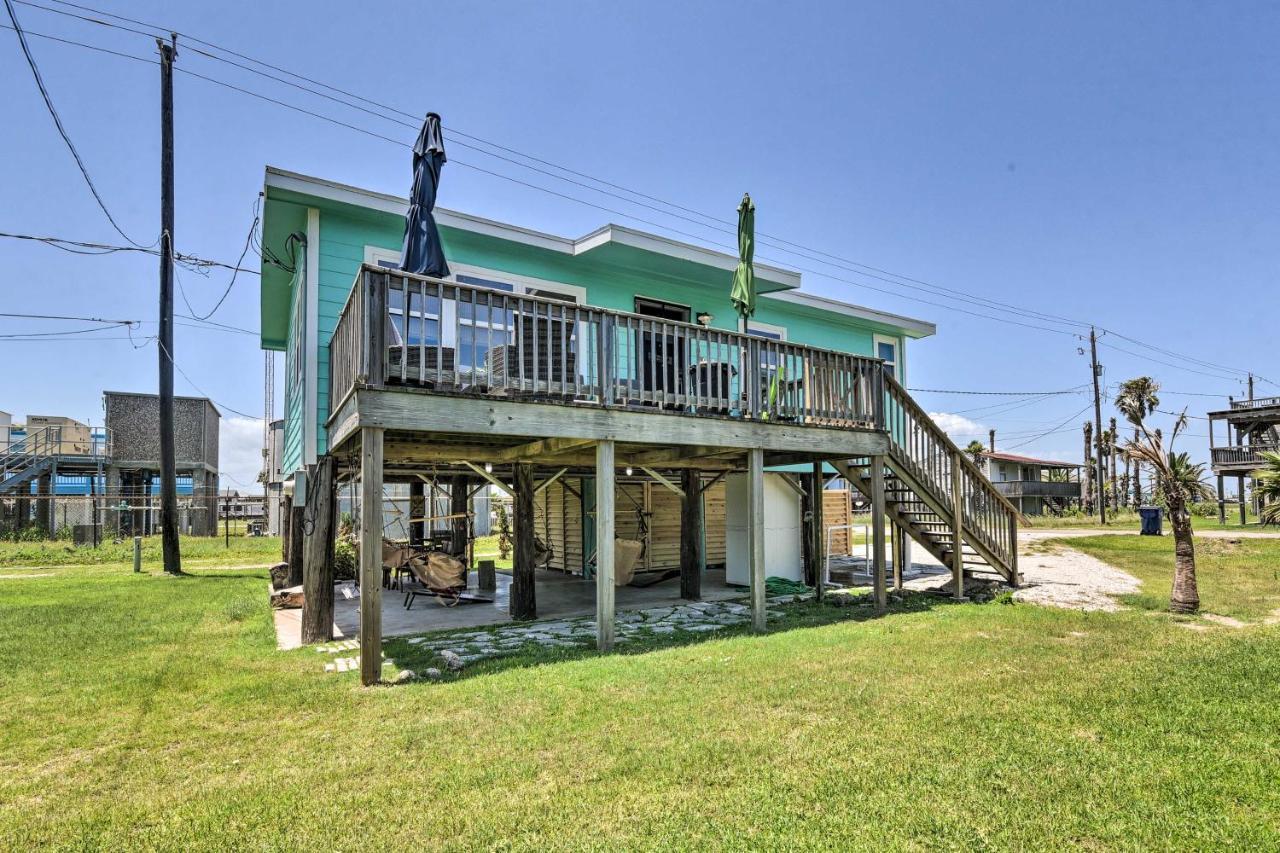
xmin=316 ymin=595 xmax=800 ymax=673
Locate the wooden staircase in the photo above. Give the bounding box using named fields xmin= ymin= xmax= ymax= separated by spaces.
xmin=837 ymin=371 xmax=1022 ymax=586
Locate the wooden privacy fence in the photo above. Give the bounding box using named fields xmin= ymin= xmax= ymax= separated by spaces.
xmin=329 ymin=265 xmax=885 ymax=430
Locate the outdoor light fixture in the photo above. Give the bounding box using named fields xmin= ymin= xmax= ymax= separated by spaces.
xmin=625 ymin=466 xmax=633 ymax=476
xmin=484 ymin=462 xmax=493 ymax=474
xmin=696 ymin=311 xmax=713 ymax=326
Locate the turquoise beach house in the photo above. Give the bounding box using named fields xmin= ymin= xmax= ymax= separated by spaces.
xmin=257 ymin=165 xmax=1019 ymax=681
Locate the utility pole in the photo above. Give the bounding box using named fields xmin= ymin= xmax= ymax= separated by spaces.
xmin=158 ymin=35 xmax=181 ymax=574
xmin=1089 ymin=327 xmax=1107 ymax=524
xmin=1248 ymin=373 xmax=1255 ymax=402
xmin=988 ymin=428 xmax=996 ymax=453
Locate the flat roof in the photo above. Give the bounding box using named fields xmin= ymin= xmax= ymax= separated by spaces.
xmin=262 ymin=167 xmax=936 ymax=338
xmin=103 ymin=390 xmax=221 ymax=418
xmin=982 ymin=450 xmax=1079 ymax=468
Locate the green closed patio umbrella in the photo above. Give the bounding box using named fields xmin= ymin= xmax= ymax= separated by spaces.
xmin=729 ymin=192 xmax=756 ymax=326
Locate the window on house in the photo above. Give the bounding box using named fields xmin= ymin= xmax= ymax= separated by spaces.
xmin=874 ymin=335 xmax=899 ymax=378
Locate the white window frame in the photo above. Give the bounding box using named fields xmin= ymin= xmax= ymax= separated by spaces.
xmin=362 ymin=247 xmax=586 ymax=354
xmin=746 ymin=320 xmax=787 ymax=341
xmin=873 ymin=333 xmax=899 ymax=380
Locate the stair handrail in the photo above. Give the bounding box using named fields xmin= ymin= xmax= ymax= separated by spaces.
xmin=883 ymin=372 xmax=1025 ymax=519
xmin=880 ymin=369 xmax=1025 ymax=573
xmin=0 ymin=426 xmax=57 ymax=482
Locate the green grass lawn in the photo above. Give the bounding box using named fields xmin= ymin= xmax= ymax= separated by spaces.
xmin=0 ymin=534 xmax=281 ymax=569
xmin=1026 ymin=508 xmax=1265 ymax=531
xmin=1057 ymin=533 xmax=1280 ymax=622
xmin=1 ymin=539 xmax=1278 ymax=848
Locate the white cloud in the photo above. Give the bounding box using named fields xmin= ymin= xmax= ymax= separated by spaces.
xmin=219 ymin=416 xmax=264 ymax=493
xmin=927 ymin=412 xmax=987 ymax=444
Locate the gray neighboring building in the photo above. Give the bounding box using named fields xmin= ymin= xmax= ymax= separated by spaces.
xmin=104 ymin=391 xmax=220 ymax=536
xmin=266 ymin=419 xmax=285 ymax=535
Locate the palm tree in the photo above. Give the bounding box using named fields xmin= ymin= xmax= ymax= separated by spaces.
xmin=1253 ymin=450 xmax=1280 ymax=525
xmin=1117 ymin=377 xmax=1160 ymax=512
xmin=964 ymin=440 xmax=987 ymax=466
xmin=1119 ymin=386 xmax=1214 ymax=614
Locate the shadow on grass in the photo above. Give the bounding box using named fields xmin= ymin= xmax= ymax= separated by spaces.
xmin=381 ymin=589 xmax=972 ymax=686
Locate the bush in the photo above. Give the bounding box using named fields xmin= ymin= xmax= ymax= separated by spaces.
xmin=333 ymin=538 xmax=357 ymax=581
xmin=1190 ymin=500 xmax=1218 ymax=518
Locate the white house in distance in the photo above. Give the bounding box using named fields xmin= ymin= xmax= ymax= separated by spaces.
xmin=979 ymin=450 xmax=1082 ymax=516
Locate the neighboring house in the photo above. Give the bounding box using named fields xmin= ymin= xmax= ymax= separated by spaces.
xmin=258 ymin=166 xmax=1021 ymax=680
xmin=104 ymin=391 xmax=221 ymax=536
xmin=0 ymin=397 xmax=217 ymax=537
xmin=979 ymin=450 xmax=1082 ymax=516
xmin=265 ymin=418 xmax=285 ymax=535
xmin=1207 ymin=395 xmax=1280 ymax=523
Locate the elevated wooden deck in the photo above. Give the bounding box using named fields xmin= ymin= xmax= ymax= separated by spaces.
xmin=314 ymin=266 xmax=1022 ymax=685
xmin=327 ymin=265 xmax=892 ymax=464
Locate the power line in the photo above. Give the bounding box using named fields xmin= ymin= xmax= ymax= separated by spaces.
xmin=1001 ymin=403 xmax=1096 ymax=452
xmin=4 ymin=5 xmax=1090 ymax=333
xmin=0 ymin=321 xmax=126 ymax=338
xmin=8 ymin=8 xmax=1271 ymax=385
xmin=2 ymin=0 xmax=153 ymax=247
xmin=0 ymin=310 xmax=137 ymax=323
xmin=910 ymin=386 xmax=1086 ymax=396
xmin=152 ymin=336 xmax=259 ymax=419
xmin=0 ymin=229 xmax=261 ymax=274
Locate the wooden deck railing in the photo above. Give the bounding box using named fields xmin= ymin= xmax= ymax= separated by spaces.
xmin=1229 ymin=396 xmax=1280 ymax=411
xmin=328 ymin=265 xmax=884 ymax=430
xmin=1211 ymin=444 xmax=1278 ymax=468
xmin=990 ymin=479 xmax=1082 ymax=499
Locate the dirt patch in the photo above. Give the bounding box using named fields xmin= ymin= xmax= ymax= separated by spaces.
xmin=1200 ymin=613 xmax=1248 ymax=629
xmin=1011 ymin=543 xmax=1141 ymax=612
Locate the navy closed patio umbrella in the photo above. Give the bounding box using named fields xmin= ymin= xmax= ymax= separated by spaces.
xmin=400 ymin=112 xmax=450 ymax=277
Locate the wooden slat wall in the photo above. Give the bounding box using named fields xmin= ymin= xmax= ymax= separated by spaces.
xmin=615 ymin=482 xmax=647 ymax=568
xmin=704 ymin=479 xmax=727 ymax=567
xmin=535 ymin=476 xmax=730 ymax=575
xmin=647 ymin=482 xmax=682 ymax=570
xmin=533 ymin=478 xmax=584 ymax=573
xmin=824 ymin=488 xmax=852 ymax=556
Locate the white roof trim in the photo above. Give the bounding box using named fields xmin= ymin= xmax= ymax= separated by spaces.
xmin=264 ymin=167 xmax=799 ymax=287
xmin=763 ymin=290 xmax=936 ymax=338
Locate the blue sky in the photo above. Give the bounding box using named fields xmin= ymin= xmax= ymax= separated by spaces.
xmin=3 ymin=0 xmax=1277 ymax=488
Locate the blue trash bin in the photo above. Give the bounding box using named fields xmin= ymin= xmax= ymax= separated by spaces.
xmin=1139 ymin=506 xmax=1163 ymax=536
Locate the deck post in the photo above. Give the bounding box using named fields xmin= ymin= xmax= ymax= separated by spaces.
xmin=287 ymin=497 xmax=305 ymax=586
xmin=1217 ymin=474 xmax=1225 ymax=524
xmin=950 ymin=454 xmax=966 ymax=600
xmin=409 ymin=480 xmax=425 ymax=546
xmin=450 ymin=474 xmax=469 ymax=576
xmin=892 ymin=521 xmax=905 ymax=592
xmin=358 ymin=427 xmax=384 ymax=686
xmin=1239 ymin=474 xmax=1247 ymax=525
xmin=596 ymin=440 xmax=616 ymax=650
xmin=301 ymin=455 xmax=336 ymax=644
xmin=281 ymin=494 xmax=293 ymax=564
xmin=512 ymin=463 xmax=537 ymax=621
xmin=679 ymin=468 xmax=702 ymax=601
xmin=804 ymin=462 xmax=826 ymax=599
xmin=748 ymin=447 xmax=766 ymax=632
xmin=870 ymin=455 xmax=887 ymax=613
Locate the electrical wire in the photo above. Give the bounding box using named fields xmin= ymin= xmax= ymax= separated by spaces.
xmin=153 ymin=336 xmax=259 ymax=419
xmin=1000 ymin=403 xmax=1096 ymax=451
xmin=0 ymin=230 xmax=260 ymax=274
xmin=2 ymin=0 xmax=153 ymax=248
xmin=6 ymin=7 xmax=1271 ymax=385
